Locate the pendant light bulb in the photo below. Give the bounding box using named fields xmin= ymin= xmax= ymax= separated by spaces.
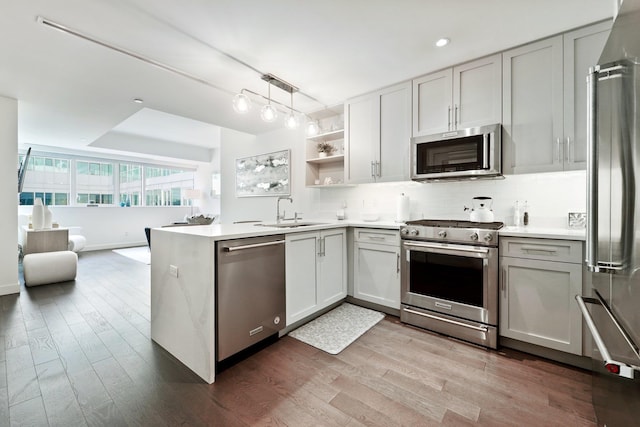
xmin=232 ymin=92 xmax=251 ymax=113
xmin=260 ymin=81 xmax=278 ymax=123
xmin=285 ymin=111 xmax=300 ymax=129
xmin=284 ymin=92 xmax=299 ymax=129
xmin=260 ymin=104 xmax=278 ymax=122
xmin=305 ymin=119 xmax=320 ymax=136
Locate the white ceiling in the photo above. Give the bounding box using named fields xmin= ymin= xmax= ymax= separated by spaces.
xmin=0 ymin=0 xmax=613 ymax=162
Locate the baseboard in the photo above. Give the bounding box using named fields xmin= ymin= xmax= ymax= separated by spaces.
xmin=345 ymin=296 xmax=400 ymax=317
xmin=499 ymin=336 xmax=592 ymax=370
xmin=82 ymin=241 xmax=148 ymax=252
xmin=0 ymin=281 xmax=20 ymax=296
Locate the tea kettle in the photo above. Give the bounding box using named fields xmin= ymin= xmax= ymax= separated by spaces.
xmin=465 ymin=196 xmax=495 ymax=222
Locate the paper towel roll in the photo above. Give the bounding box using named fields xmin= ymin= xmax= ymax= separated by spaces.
xmin=396 ymin=193 xmax=410 ymax=222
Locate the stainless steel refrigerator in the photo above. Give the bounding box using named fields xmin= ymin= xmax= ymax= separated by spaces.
xmin=577 ymin=0 xmax=640 ymax=425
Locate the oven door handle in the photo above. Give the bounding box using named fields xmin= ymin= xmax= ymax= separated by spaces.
xmin=403 ymin=241 xmax=490 ymax=257
xmin=403 ymin=308 xmax=489 ymax=333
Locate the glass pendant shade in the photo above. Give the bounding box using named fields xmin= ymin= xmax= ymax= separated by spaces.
xmin=305 ymin=120 xmax=320 ymax=136
xmin=284 ymin=111 xmax=300 ymax=129
xmin=260 ymin=104 xmax=278 ymax=122
xmin=232 ymin=93 xmax=251 ymax=113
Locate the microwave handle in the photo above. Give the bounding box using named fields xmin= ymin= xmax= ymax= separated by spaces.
xmin=483 ymin=133 xmax=490 ymax=169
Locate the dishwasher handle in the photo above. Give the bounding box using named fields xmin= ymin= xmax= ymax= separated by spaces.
xmin=222 ymin=239 xmax=285 ymax=252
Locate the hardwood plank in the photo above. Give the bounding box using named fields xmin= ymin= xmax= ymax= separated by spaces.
xmin=27 ymin=326 xmax=58 ymax=366
xmin=0 ymin=386 xmax=8 ymax=427
xmin=35 ymin=359 xmax=86 ymax=427
xmin=8 ymin=396 xmax=48 ymax=427
xmin=330 ymin=391 xmax=400 ymax=427
xmin=5 ymin=345 xmax=40 ymax=406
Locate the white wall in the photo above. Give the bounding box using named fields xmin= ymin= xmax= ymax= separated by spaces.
xmin=18 ymin=206 xmax=194 ymax=250
xmin=1 ymin=96 xmax=19 ymax=295
xmin=220 ymin=125 xmax=586 ymax=228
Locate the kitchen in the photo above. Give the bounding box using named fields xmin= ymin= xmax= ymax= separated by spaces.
xmin=2 ymin=1 xmax=639 ymax=426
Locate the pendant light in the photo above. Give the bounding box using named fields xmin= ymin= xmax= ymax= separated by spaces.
xmin=284 ymin=92 xmax=300 ymax=129
xmin=232 ymin=91 xmax=251 ymax=113
xmin=305 ymin=119 xmax=320 ymax=136
xmin=260 ymin=80 xmax=278 ymax=123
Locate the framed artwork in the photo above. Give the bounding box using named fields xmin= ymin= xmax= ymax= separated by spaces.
xmin=235 ymin=149 xmax=290 ymax=197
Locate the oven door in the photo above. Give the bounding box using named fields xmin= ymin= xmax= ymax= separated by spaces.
xmin=401 ymin=240 xmax=498 ymax=325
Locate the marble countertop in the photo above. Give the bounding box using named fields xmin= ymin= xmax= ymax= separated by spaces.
xmin=499 ymin=226 xmax=586 ymax=241
xmin=154 ymin=219 xmax=402 ymax=241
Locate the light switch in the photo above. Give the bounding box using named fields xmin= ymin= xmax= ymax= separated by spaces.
xmin=169 ymin=265 xmax=179 ymax=277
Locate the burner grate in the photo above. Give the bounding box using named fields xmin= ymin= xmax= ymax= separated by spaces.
xmin=405 ymin=219 xmax=504 ymax=230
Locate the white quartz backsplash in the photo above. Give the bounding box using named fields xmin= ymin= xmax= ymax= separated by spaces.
xmin=307 ymin=170 xmax=586 ymax=229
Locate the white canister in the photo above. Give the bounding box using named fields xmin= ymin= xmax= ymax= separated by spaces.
xmin=32 ymin=197 xmax=44 ymax=230
xmin=43 ymin=204 xmax=53 ymax=229
xmin=396 ymin=193 xmax=410 ymax=223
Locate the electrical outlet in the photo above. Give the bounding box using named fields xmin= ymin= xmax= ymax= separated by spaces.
xmin=169 ymin=265 xmax=178 ymax=277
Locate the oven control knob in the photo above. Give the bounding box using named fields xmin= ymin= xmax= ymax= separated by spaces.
xmin=483 ymin=234 xmax=493 ymax=242
xmin=400 ymin=228 xmax=409 ymax=235
xmin=437 ymin=230 xmax=447 ymax=238
xmin=469 ymin=232 xmax=479 ymax=241
xmin=409 ymin=228 xmax=419 ymax=236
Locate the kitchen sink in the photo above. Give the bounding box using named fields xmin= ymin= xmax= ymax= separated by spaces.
xmin=256 ymin=221 xmax=328 ymax=228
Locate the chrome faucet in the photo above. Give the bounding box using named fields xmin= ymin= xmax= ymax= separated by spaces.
xmin=276 ymin=196 xmax=293 ymax=223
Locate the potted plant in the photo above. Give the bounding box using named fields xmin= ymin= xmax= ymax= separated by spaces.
xmin=316 ymin=142 xmax=334 ymax=158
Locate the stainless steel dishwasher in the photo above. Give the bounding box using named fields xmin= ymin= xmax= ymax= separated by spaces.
xmin=216 ymin=234 xmax=286 ymax=362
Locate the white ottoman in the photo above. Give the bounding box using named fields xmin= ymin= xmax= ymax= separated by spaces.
xmin=68 ymin=235 xmax=87 ymax=252
xmin=23 ymin=250 xmax=78 ymax=287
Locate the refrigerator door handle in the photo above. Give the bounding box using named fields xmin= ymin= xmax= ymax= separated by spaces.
xmin=586 ymin=66 xmax=600 ymax=272
xmin=576 ymin=294 xmax=640 ymax=380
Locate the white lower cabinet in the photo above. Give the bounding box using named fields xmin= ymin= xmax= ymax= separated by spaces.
xmin=285 ymin=228 xmax=347 ymax=326
xmin=499 ymin=237 xmax=583 ymax=355
xmin=353 ymin=229 xmax=401 ymax=309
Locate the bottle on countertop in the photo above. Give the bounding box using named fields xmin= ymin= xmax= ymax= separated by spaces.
xmin=523 ymin=201 xmax=529 ymax=226
xmin=513 ymin=201 xmax=521 ymax=226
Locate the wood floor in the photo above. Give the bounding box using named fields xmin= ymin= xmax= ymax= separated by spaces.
xmin=1 ymin=249 xmax=596 ymax=426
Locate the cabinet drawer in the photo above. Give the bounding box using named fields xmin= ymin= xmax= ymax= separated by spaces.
xmin=500 ymin=237 xmax=582 ymax=263
xmin=354 ymin=228 xmax=399 ymax=245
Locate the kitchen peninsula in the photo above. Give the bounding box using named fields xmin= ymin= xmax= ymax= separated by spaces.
xmin=150 ymin=220 xmax=399 ymax=383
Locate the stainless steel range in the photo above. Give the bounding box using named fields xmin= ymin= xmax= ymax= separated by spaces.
xmin=400 ymin=219 xmax=503 ymax=348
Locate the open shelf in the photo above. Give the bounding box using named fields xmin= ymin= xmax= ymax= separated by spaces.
xmin=306 ymin=154 xmax=345 ymax=164
xmin=306 ymin=129 xmax=344 ymax=142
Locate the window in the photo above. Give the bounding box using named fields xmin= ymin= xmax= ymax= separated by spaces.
xmin=76 ymin=160 xmax=115 ymax=205
xmin=19 ymin=154 xmax=70 ymax=206
xmin=144 ymin=166 xmax=194 ymax=206
xmin=119 ymin=163 xmax=142 ymax=206
xmin=18 ymin=151 xmax=195 ymax=207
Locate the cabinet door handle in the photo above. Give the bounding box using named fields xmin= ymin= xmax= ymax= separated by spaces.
xmin=566 ymin=137 xmax=572 ymax=163
xmin=370 ymin=161 xmax=375 ymax=178
xmin=376 ymin=161 xmax=381 ymax=177
xmin=501 ymin=267 xmax=506 ymax=295
xmin=447 ymin=106 xmax=452 ymax=130
xmin=556 ymin=138 xmax=561 ymax=163
xmin=396 ymin=253 xmax=400 ymax=274
xmin=454 ymin=104 xmax=459 ymax=128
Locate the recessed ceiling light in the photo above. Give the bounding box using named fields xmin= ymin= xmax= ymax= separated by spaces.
xmin=435 ymin=38 xmax=450 ymax=48
xmin=133 ymin=98 xmax=144 ymax=104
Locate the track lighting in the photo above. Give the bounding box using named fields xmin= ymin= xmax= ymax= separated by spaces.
xmin=233 ymin=73 xmax=307 ymax=129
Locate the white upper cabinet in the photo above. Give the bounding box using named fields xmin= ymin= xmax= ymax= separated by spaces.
xmin=563 ymin=22 xmax=611 ymax=170
xmin=412 ymin=54 xmax=502 ymax=136
xmin=502 ymin=21 xmax=611 ymax=174
xmin=345 ymin=81 xmax=411 ymax=184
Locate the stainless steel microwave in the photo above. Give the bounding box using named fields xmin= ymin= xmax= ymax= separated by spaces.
xmin=411 ymin=123 xmax=502 ymax=181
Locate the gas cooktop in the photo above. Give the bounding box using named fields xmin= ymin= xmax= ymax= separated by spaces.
xmin=405 ymin=219 xmax=505 ymax=230
xmin=400 ymin=219 xmax=504 ymax=246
